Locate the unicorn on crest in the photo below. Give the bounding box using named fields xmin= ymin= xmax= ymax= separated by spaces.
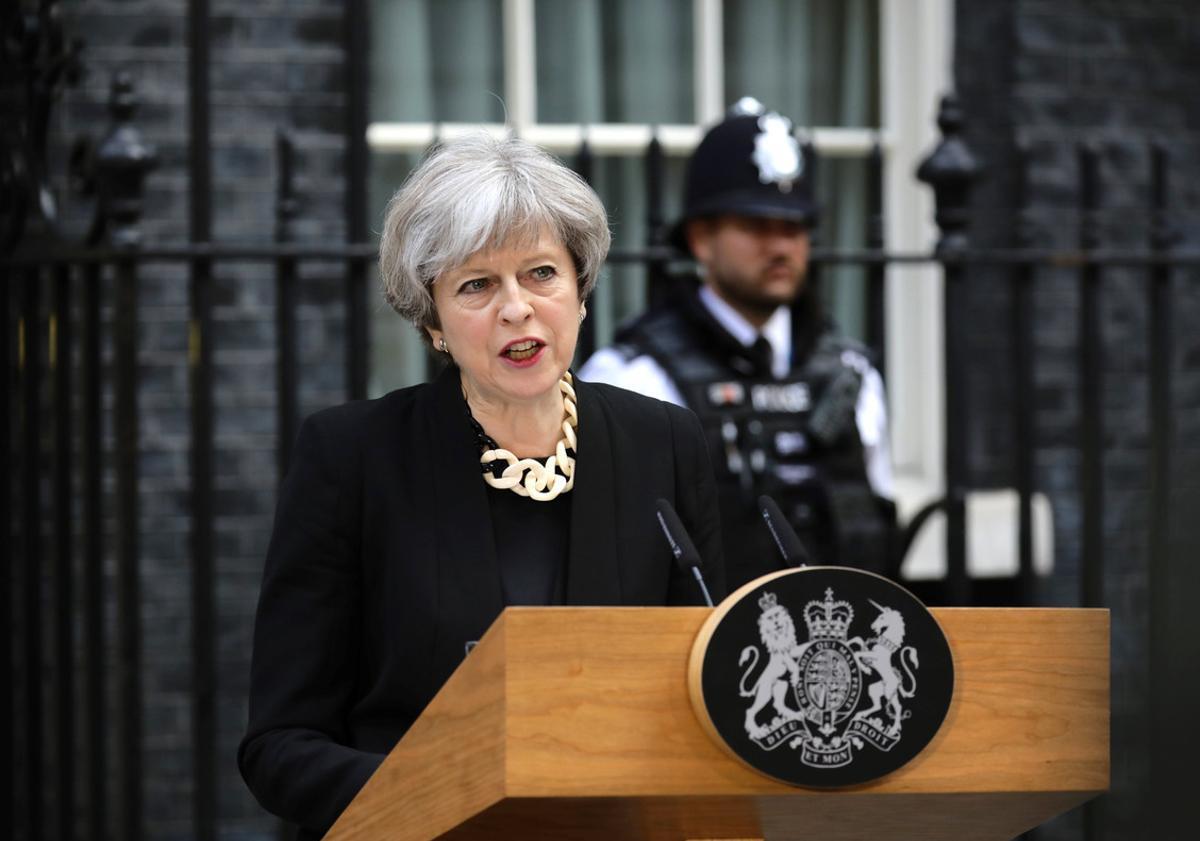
xmin=851 ymin=600 xmax=919 ymax=735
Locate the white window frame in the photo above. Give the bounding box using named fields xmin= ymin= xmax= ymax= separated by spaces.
xmin=369 ymin=0 xmax=1041 ymax=579
xmin=368 ymin=0 xmax=885 ymax=158
xmin=881 ymin=0 xmax=952 ymax=574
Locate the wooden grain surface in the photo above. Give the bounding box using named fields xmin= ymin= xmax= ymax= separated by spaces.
xmin=327 ymin=606 xmax=1108 ymax=840
xmin=324 ymin=618 xmax=509 ymax=841
xmin=505 ymin=606 xmax=1108 ymax=797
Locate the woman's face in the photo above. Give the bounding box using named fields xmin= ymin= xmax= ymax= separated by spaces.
xmin=427 ymin=230 xmax=582 ymax=409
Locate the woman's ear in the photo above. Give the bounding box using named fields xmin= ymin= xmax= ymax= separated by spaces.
xmin=426 ymin=326 xmax=443 ymax=350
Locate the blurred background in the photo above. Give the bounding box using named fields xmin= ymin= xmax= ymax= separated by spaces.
xmin=4 ymin=0 xmax=1198 ymax=839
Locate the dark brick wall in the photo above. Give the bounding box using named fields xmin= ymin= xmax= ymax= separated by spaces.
xmin=956 ymin=2 xmax=1200 ymax=839
xmin=38 ymin=2 xmax=351 ymax=839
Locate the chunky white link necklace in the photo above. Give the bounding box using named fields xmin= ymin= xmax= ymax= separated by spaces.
xmin=467 ymin=372 xmax=577 ymax=502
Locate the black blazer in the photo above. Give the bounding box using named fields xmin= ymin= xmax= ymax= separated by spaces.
xmin=238 ymin=366 xmax=725 ymax=838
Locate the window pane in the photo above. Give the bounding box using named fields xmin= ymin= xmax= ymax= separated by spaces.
xmin=575 ymin=153 xmax=689 ymax=360
xmin=371 ymin=0 xmax=505 ymax=123
xmin=814 ymin=156 xmax=871 ymax=341
xmin=536 ymin=0 xmax=694 ymax=123
xmin=723 ymin=0 xmax=879 ymax=127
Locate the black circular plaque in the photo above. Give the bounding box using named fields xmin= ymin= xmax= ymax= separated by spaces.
xmin=688 ymin=567 xmax=954 ymax=788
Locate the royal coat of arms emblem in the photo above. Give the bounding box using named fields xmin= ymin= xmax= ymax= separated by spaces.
xmin=690 ymin=567 xmax=953 ymax=788
xmin=740 ymin=587 xmax=919 ymax=767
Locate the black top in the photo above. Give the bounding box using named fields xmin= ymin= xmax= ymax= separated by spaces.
xmin=465 ymin=381 xmax=572 ymax=606
xmin=488 ymin=483 xmax=570 ymax=605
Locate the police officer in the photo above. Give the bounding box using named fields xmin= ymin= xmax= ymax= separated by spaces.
xmin=580 ymin=99 xmax=895 ymax=589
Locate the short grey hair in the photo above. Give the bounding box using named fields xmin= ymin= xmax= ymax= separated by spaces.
xmin=379 ymin=132 xmax=611 ymax=335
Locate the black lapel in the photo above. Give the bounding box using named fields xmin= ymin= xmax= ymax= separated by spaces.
xmin=566 ymin=380 xmax=623 ymax=605
xmin=426 ymin=365 xmax=505 ymax=636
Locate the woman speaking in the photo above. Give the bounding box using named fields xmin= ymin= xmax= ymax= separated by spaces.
xmin=238 ymin=134 xmax=725 ymax=838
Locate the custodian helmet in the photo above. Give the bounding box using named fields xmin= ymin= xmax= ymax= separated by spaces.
xmin=673 ymin=98 xmax=818 ymax=253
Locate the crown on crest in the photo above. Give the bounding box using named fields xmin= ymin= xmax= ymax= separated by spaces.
xmin=758 ymin=591 xmax=779 ymax=612
xmin=804 ymin=588 xmax=853 ymax=640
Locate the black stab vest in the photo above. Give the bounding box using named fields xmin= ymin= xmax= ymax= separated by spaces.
xmin=612 ymin=291 xmax=895 ymax=589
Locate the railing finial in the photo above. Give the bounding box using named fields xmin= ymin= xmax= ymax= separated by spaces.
xmin=95 ymin=71 xmax=157 ymax=248
xmin=916 ymin=93 xmax=981 ymax=254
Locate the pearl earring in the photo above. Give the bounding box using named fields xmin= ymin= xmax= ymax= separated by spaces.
xmin=439 ymin=337 xmax=448 ymax=353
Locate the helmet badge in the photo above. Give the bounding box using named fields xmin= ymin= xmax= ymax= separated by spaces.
xmin=751 ymin=113 xmax=803 ymax=194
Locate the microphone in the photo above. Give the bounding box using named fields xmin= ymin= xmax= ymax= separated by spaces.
xmin=758 ymin=495 xmax=812 ymax=568
xmin=654 ymin=498 xmax=714 ymax=607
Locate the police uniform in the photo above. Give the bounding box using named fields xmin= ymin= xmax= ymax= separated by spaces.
xmin=580 ymin=100 xmax=896 ymax=589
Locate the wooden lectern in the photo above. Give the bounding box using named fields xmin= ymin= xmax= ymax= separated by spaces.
xmin=325 ymin=607 xmax=1108 ymax=841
